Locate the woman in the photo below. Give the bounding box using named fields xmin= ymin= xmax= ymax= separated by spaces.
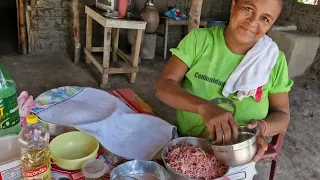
xmin=156 ymin=0 xmax=293 ymax=166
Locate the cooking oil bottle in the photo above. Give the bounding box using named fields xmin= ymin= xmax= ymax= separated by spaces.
xmin=19 ymin=114 xmax=51 ymax=180
xmin=0 ymin=61 xmax=21 ymax=136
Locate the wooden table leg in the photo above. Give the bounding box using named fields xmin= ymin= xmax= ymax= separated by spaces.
xmin=163 ymin=19 xmax=169 ymax=60
xmin=101 ymin=27 xmax=112 ymax=88
xmin=112 ymin=28 xmax=119 ymax=63
xmin=85 ymin=15 xmax=92 ymax=64
xmin=130 ymin=30 xmax=143 ymax=83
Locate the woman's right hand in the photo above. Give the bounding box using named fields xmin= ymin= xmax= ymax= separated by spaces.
xmin=197 ymin=103 xmax=238 ymax=145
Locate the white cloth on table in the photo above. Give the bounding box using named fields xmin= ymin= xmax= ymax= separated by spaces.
xmin=32 ymin=87 xmax=176 ymax=160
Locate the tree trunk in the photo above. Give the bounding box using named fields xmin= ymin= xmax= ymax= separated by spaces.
xmin=188 ymin=0 xmax=203 ymax=33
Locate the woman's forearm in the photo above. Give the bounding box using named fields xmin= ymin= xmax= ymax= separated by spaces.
xmin=156 ymin=79 xmax=210 ymax=114
xmin=264 ymin=110 xmax=290 ymax=136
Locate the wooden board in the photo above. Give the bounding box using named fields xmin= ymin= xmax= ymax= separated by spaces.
xmin=16 ymin=0 xmax=21 ymax=54
xmin=18 ymin=0 xmax=27 ymax=55
xmin=73 ymin=0 xmax=80 ymax=64
xmin=85 ymin=6 xmax=147 ymax=30
xmin=104 ymin=67 xmax=138 ymax=74
xmin=84 ymin=48 xmax=103 ymax=73
xmin=117 ymin=49 xmax=132 ymax=65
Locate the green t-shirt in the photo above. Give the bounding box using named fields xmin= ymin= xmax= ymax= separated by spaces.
xmin=170 ymin=26 xmax=294 ymax=137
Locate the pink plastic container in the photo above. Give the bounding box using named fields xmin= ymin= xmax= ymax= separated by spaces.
xmin=118 ymin=0 xmax=131 ymax=18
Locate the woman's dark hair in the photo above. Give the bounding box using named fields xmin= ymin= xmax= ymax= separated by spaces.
xmin=235 ymin=0 xmax=285 ymax=8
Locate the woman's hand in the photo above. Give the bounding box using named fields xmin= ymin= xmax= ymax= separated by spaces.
xmin=197 ymin=103 xmax=238 ymax=145
xmin=247 ymin=120 xmax=268 ymax=162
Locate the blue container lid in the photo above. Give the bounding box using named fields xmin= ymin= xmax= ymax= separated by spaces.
xmin=207 ymin=19 xmax=229 ymax=28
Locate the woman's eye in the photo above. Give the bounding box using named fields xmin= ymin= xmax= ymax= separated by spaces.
xmin=262 ymin=17 xmax=269 ymax=23
xmin=242 ymin=7 xmax=253 ymax=12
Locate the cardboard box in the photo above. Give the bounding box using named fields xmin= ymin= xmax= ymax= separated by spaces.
xmin=0 ymin=135 xmax=23 ymax=180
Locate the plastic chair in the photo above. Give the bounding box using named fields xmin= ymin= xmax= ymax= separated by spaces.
xmin=262 ymin=130 xmax=287 ymax=180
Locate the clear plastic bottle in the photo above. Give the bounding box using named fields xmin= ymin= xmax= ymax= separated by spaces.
xmin=19 ymin=114 xmax=51 ymax=180
xmin=0 ymin=61 xmax=21 ymax=136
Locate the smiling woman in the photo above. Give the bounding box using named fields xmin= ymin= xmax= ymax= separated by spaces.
xmin=156 ymin=0 xmax=293 ymax=179
xmin=226 ymin=0 xmax=284 ymax=53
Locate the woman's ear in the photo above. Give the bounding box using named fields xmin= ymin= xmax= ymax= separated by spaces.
xmin=230 ymin=0 xmax=236 ymax=14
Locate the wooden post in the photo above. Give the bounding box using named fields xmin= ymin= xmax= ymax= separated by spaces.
xmin=85 ymin=15 xmax=93 ymax=64
xmin=16 ymin=0 xmax=21 ymax=54
xmin=130 ymin=29 xmax=143 ymax=83
xmin=188 ymin=0 xmax=203 ymax=33
xmin=163 ymin=19 xmax=169 ymax=60
xmin=73 ymin=0 xmax=81 ymax=64
xmin=18 ymin=0 xmax=27 ymax=55
xmin=101 ymin=27 xmax=112 ymax=87
xmin=111 ymin=28 xmax=119 ymax=63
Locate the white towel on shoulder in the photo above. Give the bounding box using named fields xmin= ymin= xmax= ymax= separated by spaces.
xmin=222 ymin=35 xmax=279 ymax=101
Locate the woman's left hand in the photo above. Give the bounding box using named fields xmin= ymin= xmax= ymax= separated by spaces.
xmin=247 ymin=120 xmax=268 ymax=162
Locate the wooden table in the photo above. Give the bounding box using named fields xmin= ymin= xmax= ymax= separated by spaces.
xmin=84 ymin=5 xmax=147 ymax=87
xmin=157 ymin=17 xmax=208 ymax=59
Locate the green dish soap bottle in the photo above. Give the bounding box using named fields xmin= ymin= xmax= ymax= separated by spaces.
xmin=0 ymin=61 xmax=21 ymax=136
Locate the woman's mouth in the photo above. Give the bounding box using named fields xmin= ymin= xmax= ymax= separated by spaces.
xmin=239 ymin=26 xmax=255 ymax=34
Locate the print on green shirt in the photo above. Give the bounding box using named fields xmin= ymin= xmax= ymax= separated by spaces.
xmin=170 ymin=26 xmax=294 ymax=137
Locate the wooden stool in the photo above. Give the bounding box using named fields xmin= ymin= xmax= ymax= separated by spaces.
xmin=84 ymin=5 xmax=146 ymax=88
xmin=157 ymin=17 xmax=208 ymax=59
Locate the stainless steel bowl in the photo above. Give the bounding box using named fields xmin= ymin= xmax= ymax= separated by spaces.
xmin=38 ymin=118 xmax=77 ymax=137
xmin=210 ymin=126 xmax=258 ymax=166
xmin=161 ymin=137 xmax=229 ymax=180
xmin=110 ymin=160 xmax=174 ymax=180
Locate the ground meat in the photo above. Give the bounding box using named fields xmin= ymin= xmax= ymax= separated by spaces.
xmin=165 ymin=143 xmax=228 ymax=179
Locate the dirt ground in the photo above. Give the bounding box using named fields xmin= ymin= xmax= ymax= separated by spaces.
xmin=1 ymin=51 xmax=319 ymax=180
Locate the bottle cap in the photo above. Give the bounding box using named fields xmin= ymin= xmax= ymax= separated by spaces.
xmin=26 ymin=114 xmax=38 ymax=125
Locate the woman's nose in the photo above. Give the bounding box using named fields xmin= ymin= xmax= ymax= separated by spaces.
xmin=248 ymin=14 xmax=259 ymax=27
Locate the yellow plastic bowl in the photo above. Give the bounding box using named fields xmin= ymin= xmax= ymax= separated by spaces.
xmin=49 ymin=131 xmax=99 ymax=170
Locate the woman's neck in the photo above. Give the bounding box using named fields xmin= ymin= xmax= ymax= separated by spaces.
xmin=224 ymin=26 xmax=254 ymax=55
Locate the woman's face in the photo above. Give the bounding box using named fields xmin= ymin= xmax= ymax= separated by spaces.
xmin=228 ymin=0 xmax=282 ymax=45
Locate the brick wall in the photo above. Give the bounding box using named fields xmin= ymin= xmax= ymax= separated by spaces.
xmin=291 ymin=2 xmax=320 ymax=75
xmin=27 ymin=0 xmax=71 ymax=53
xmin=148 ymin=0 xmax=233 ymax=52
xmin=25 ymin=0 xmax=234 ymax=54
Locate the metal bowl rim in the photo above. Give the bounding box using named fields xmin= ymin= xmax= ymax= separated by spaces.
xmin=210 ymin=126 xmax=259 ymax=151
xmin=161 ymin=137 xmax=230 ymax=180
xmin=110 ymin=160 xmax=174 ymax=180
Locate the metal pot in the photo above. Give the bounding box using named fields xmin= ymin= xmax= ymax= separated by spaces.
xmin=110 ymin=160 xmax=174 ymax=180
xmin=38 ymin=118 xmax=77 ymax=137
xmin=210 ymin=126 xmax=258 ymax=166
xmin=161 ymin=137 xmax=229 ymax=180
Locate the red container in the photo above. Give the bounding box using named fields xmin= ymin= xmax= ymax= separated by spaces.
xmin=118 ymin=0 xmax=131 ymax=18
